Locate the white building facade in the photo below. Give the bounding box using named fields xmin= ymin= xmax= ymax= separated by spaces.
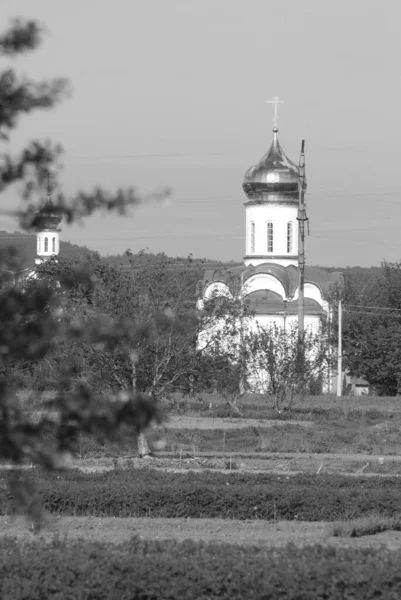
xmin=34 ymin=188 xmax=62 ymax=267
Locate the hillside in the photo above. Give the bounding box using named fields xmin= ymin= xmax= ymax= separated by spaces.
xmin=0 ymin=231 xmax=93 ymax=269
xmin=0 ymin=231 xmax=384 ymax=283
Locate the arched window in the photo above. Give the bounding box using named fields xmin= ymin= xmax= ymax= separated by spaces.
xmin=52 ymin=237 xmax=56 ymax=253
xmin=287 ymin=222 xmax=293 ymax=253
xmin=250 ymin=221 xmax=255 ymax=253
xmin=267 ymin=222 xmax=273 ymax=253
xmin=37 ymin=237 xmax=41 ymax=253
xmin=44 ymin=237 xmax=48 ymax=252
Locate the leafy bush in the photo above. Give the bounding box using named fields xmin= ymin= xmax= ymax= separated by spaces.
xmin=1 ymin=538 xmax=401 ymax=599
xmin=3 ymin=469 xmax=401 ymax=521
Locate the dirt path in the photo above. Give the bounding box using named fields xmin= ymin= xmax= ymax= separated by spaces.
xmin=2 ymin=516 xmax=401 ymax=551
xmin=163 ymin=416 xmax=313 ymax=429
xmin=2 ymin=452 xmax=401 ymax=477
xmin=28 ymin=412 xmax=313 ymax=429
xmin=155 ymin=450 xmax=401 ymax=462
xmin=75 ymin=452 xmax=401 ymax=476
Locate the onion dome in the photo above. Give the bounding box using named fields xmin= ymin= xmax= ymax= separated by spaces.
xmin=32 ymin=193 xmax=62 ymax=232
xmin=243 ymin=128 xmax=305 ymax=204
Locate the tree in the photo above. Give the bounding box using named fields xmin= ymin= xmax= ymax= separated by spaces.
xmin=32 ymin=250 xmax=243 ymax=454
xmin=244 ymin=323 xmax=330 ymax=412
xmin=342 ymin=261 xmax=401 ymax=395
xmin=195 ymin=270 xmax=253 ymax=413
xmin=0 ymin=18 xmax=167 ymax=522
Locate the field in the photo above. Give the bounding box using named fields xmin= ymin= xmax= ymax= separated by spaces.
xmin=3 ymin=393 xmax=401 ymax=598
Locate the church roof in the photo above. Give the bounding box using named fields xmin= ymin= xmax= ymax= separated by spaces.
xmin=32 ymin=197 xmax=62 ymax=231
xmin=246 ymin=289 xmax=284 ymax=314
xmin=201 ymin=262 xmax=343 ymax=302
xmin=246 ymin=289 xmax=324 ymax=315
xmin=243 ymin=128 xmax=304 ymax=203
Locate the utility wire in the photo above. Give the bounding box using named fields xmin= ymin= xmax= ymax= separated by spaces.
xmin=344 ymin=304 xmax=401 ymax=312
xmin=343 ymin=308 xmax=401 ymax=318
xmin=63 ymin=144 xmax=401 ymax=161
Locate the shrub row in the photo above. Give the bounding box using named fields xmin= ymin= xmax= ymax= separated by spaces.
xmin=3 ymin=468 xmax=401 ymax=521
xmin=1 ymin=537 xmax=401 ymax=599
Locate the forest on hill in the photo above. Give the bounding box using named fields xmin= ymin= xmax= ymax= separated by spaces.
xmin=0 ymin=230 xmax=384 ymax=281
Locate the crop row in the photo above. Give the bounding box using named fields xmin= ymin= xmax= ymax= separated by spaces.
xmin=1 ymin=537 xmax=401 ymax=599
xmin=3 ymin=468 xmax=401 ymax=521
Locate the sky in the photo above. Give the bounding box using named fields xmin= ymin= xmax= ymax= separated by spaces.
xmin=1 ymin=0 xmax=401 ymax=267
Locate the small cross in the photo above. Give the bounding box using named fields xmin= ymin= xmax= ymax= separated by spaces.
xmin=45 ymin=171 xmax=52 ymax=201
xmin=267 ymin=96 xmax=284 ymax=128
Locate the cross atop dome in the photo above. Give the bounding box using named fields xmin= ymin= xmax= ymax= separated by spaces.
xmin=267 ymin=96 xmax=284 ymax=130
xmin=45 ymin=171 xmax=52 ymax=204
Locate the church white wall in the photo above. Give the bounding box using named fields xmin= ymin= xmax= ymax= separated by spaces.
xmin=292 ymin=282 xmax=324 ymax=305
xmin=37 ymin=231 xmax=60 ymax=258
xmin=197 ymin=294 xmax=331 ymax=395
xmin=252 ymin=314 xmax=285 ymax=331
xmin=250 ymin=313 xmax=321 ymax=334
xmin=245 ymin=203 xmax=298 ymax=267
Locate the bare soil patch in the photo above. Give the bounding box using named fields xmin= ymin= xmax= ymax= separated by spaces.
xmin=70 ymin=453 xmax=401 ymax=477
xmin=163 ymin=416 xmax=313 ymax=429
xmin=2 ymin=516 xmax=401 ymax=551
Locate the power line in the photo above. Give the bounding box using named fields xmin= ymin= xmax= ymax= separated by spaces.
xmin=65 ymin=151 xmax=233 ymax=160
xmin=344 ymin=303 xmax=401 ymax=312
xmin=63 ymin=144 xmax=401 ymax=161
xmin=1 ymin=228 xmax=400 ymax=244
xmin=343 ymin=308 xmax=401 ymax=318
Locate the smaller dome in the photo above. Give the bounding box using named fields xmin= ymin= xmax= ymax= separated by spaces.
xmin=243 ymin=128 xmax=305 ymax=203
xmin=33 ymin=197 xmax=62 ymax=232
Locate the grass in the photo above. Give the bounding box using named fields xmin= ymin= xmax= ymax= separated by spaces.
xmin=16 ymin=415 xmax=401 ymax=460
xmin=330 ymin=515 xmax=401 ymax=538
xmin=19 ymin=390 xmax=401 ymax=419
xmin=18 ymin=392 xmax=401 ymax=459
xmin=172 ymin=393 xmax=401 ymax=415
xmin=148 ymin=417 xmax=401 ymax=456
xmin=0 ymin=516 xmax=325 ymax=546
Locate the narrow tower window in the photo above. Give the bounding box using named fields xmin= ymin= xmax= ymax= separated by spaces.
xmin=287 ymin=222 xmax=293 ymax=253
xmin=52 ymin=237 xmax=56 ymax=253
xmin=267 ymin=222 xmax=273 ymax=253
xmin=250 ymin=222 xmax=255 ymax=253
xmin=37 ymin=237 xmax=41 ymax=253
xmin=44 ymin=237 xmax=48 ymax=252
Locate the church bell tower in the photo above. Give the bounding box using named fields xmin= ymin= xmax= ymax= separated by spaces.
xmin=242 ymin=97 xmax=306 ymax=268
xmin=34 ymin=175 xmax=62 ymax=266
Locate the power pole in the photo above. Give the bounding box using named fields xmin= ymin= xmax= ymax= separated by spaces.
xmin=336 ymin=299 xmax=343 ymax=397
xmin=239 ymin=269 xmax=245 ymax=395
xmin=327 ymin=305 xmax=332 ymax=393
xmin=297 ymin=140 xmax=306 ymax=334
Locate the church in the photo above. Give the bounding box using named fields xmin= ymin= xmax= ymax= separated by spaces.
xmin=24 ymin=181 xmax=63 ymax=281
xmin=0 ymin=180 xmax=63 ymax=285
xmin=198 ymin=105 xmax=342 ymax=391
